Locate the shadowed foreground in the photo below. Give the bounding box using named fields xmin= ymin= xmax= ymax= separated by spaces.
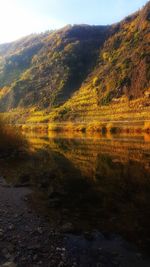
xmin=0 ymin=130 xmax=150 ymax=266
xmin=0 ymin=177 xmax=150 ymax=267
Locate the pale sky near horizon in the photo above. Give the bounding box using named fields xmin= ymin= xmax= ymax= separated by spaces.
xmin=0 ymin=0 xmax=148 ymax=44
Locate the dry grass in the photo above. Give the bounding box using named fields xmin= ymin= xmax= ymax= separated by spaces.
xmin=19 ymin=120 xmax=150 ymax=136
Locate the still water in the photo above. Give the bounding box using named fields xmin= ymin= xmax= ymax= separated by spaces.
xmin=2 ymin=131 xmax=150 ymax=254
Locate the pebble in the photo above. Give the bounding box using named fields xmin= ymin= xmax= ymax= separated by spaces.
xmin=61 ymin=222 xmax=73 ymax=233
xmin=2 ymin=262 xmax=16 ymax=267
xmin=8 ymin=225 xmax=14 ymax=231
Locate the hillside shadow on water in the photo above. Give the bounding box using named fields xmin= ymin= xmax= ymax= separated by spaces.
xmin=0 ymin=119 xmax=28 ymax=156
xmin=1 ymin=130 xmax=150 ymax=258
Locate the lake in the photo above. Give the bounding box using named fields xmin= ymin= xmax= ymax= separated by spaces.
xmin=1 ymin=130 xmax=150 ymax=264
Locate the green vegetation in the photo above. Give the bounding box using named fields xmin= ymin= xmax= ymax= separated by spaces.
xmin=0 ymin=25 xmax=111 ymax=111
xmin=0 ymin=2 xmax=149 ymax=125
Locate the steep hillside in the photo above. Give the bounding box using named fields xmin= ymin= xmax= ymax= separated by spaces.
xmin=0 ymin=1 xmax=149 ymax=124
xmin=49 ymin=1 xmax=150 ymax=123
xmin=96 ymin=2 xmax=150 ymax=103
xmin=0 ymin=33 xmax=48 ymax=88
xmin=0 ymin=25 xmax=111 ymax=111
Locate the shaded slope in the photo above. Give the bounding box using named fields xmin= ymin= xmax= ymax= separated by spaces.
xmin=0 ymin=33 xmax=48 ymax=87
xmin=0 ymin=1 xmax=149 ymax=124
xmin=0 ymin=25 xmax=112 ymax=111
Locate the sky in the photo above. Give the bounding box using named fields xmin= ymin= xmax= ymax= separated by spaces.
xmin=0 ymin=0 xmax=148 ymax=44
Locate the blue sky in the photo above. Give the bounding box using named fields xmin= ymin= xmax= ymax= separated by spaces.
xmin=0 ymin=0 xmax=148 ymax=43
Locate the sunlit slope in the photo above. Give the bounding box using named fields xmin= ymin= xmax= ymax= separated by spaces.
xmin=0 ymin=2 xmax=149 ymax=123
xmin=0 ymin=25 xmax=111 ymax=111
xmin=49 ymin=1 xmax=150 ymax=122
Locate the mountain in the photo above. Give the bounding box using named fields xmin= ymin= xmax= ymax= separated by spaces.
xmin=0 ymin=25 xmax=112 ymax=111
xmin=0 ymin=1 xmax=149 ymax=123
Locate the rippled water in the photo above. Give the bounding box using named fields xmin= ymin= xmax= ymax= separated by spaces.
xmin=1 ymin=131 xmax=150 ymax=253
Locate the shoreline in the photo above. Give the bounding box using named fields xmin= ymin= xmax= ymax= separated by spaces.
xmin=0 ymin=125 xmax=150 ymax=266
xmin=0 ymin=177 xmax=150 ymax=267
xmin=15 ymin=120 xmax=150 ymax=135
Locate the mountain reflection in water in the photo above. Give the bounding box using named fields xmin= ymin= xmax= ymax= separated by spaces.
xmin=1 ymin=131 xmax=150 ymax=253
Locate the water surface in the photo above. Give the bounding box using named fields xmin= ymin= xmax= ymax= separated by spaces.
xmin=1 ymin=131 xmax=150 ymax=254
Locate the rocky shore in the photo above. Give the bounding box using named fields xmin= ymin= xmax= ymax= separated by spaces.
xmin=0 ymin=176 xmax=150 ymax=267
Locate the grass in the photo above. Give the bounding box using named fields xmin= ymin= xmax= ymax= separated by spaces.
xmin=18 ymin=120 xmax=150 ymax=136
xmin=0 ymin=89 xmax=150 ymax=136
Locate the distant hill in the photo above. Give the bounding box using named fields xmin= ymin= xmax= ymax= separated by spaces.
xmin=0 ymin=1 xmax=149 ymax=123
